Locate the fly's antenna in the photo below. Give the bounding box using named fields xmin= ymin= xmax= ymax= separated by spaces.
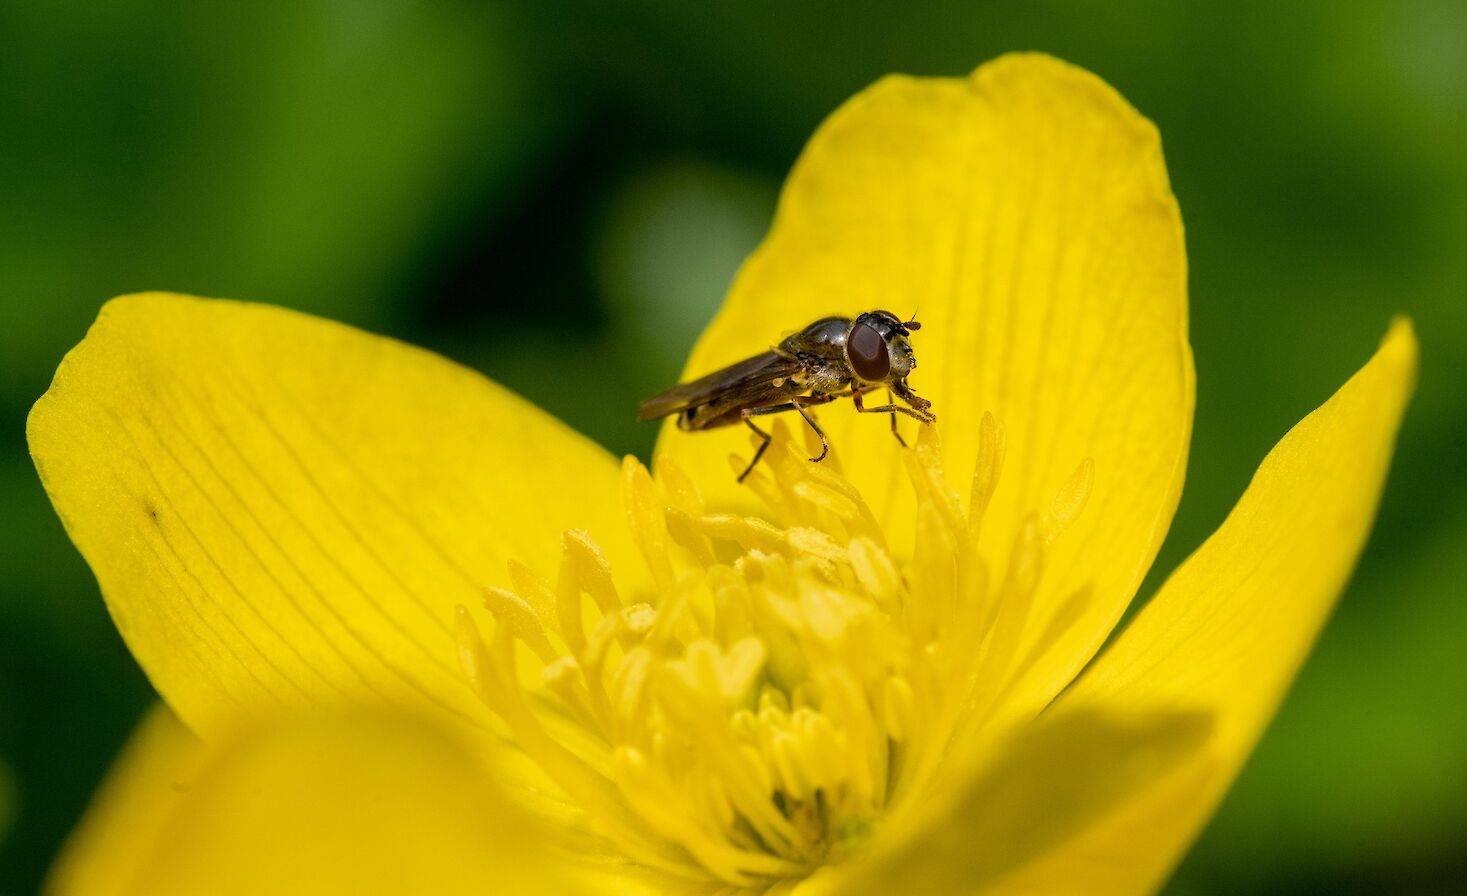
xmin=904 ymin=303 xmax=922 ymax=331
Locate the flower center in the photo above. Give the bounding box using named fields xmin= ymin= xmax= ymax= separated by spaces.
xmin=455 ymin=416 xmax=1092 ymax=889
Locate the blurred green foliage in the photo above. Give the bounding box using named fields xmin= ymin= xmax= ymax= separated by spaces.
xmin=2 ymin=1 xmax=1463 ymax=892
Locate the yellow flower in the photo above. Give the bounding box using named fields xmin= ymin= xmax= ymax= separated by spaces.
xmin=31 ymin=54 xmax=1415 ymax=895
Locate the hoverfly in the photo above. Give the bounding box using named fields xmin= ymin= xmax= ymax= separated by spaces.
xmin=638 ymin=310 xmax=936 ymax=481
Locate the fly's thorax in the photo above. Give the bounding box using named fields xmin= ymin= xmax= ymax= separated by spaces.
xmin=803 ymin=361 xmax=852 ymax=394
xmin=786 ymin=317 xmax=854 ymax=353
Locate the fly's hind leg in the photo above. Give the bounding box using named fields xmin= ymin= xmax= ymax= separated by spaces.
xmin=794 ymin=404 xmax=830 ymax=463
xmin=737 ymin=414 xmax=774 ymax=483
xmin=737 ymin=396 xmax=834 ymax=481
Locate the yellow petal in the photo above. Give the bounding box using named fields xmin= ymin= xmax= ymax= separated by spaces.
xmin=992 ymin=320 xmax=1417 ymax=894
xmin=28 ymin=294 xmax=643 ymax=735
xmin=655 ymin=54 xmax=1192 ymax=721
xmin=46 ymin=706 xmax=205 ymax=895
xmin=47 ymin=708 xmax=570 ymax=896
xmin=808 ymin=709 xmax=1210 ymax=896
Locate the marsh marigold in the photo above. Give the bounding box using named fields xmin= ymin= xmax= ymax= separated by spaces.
xmin=31 ymin=55 xmax=1415 ymax=895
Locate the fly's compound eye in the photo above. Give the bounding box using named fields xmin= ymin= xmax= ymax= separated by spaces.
xmin=848 ymin=320 xmax=892 ymax=382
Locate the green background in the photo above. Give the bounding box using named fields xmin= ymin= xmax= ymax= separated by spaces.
xmin=2 ymin=2 xmax=1463 ymax=892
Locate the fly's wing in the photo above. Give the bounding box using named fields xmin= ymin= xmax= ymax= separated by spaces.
xmin=637 ymin=351 xmax=803 ymax=421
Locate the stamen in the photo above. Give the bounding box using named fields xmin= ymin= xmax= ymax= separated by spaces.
xmin=455 ymin=418 xmax=1095 ymax=888
xmin=1043 ymin=457 xmax=1095 ymax=545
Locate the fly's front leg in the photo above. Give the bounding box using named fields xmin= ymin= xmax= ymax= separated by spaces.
xmin=844 ymin=384 xmax=905 ymax=446
xmin=853 ymin=389 xmax=935 ymax=449
xmin=886 ymin=388 xmax=905 ymax=447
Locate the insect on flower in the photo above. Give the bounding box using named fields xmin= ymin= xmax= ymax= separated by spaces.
xmin=25 ymin=54 xmax=1419 ymax=894
xmin=638 ymin=310 xmax=936 ymax=481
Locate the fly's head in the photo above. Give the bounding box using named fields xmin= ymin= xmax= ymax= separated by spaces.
xmin=846 ymin=310 xmax=921 ymax=385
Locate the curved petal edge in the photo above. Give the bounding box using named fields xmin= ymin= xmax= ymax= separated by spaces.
xmin=992 ymin=319 xmax=1417 ymax=894
xmin=27 ymin=293 xmax=641 ymax=736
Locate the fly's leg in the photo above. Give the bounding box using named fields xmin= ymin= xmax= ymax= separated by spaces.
xmin=795 ymin=404 xmax=830 ymax=462
xmin=738 ymin=395 xmax=834 ymax=481
xmin=738 ymin=414 xmax=774 ymax=483
xmin=886 ymin=388 xmax=906 ymax=447
xmin=743 ymin=401 xmax=831 ymax=462
xmin=853 ymin=394 xmax=935 ymax=423
xmin=853 ymin=390 xmax=935 ymax=449
xmin=838 ymin=384 xmax=903 ymax=445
